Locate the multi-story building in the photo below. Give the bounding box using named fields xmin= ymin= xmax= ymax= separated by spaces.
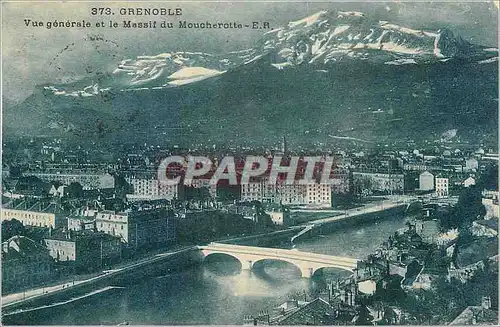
xmin=240 ymin=181 xmax=263 ymax=202
xmin=44 ymin=231 xmax=122 ymax=271
xmin=125 ymin=171 xmax=182 ymax=201
xmin=67 ymin=207 xmax=99 ymax=232
xmin=1 ymin=201 xmax=67 ymax=228
xmin=240 ymin=179 xmax=278 ymax=203
xmin=419 ymin=171 xmax=434 ymax=191
xmin=241 ymin=179 xmax=331 ymax=207
xmin=465 ymin=158 xmax=479 ymax=172
xmin=435 ymin=177 xmax=449 ymax=197
xmin=95 ymin=206 xmax=177 ymax=249
xmin=278 ymin=183 xmax=306 ymax=205
xmin=25 ymin=171 xmax=114 ymax=190
xmin=305 ymin=184 xmax=332 ymax=206
xmin=67 ymin=216 xmax=96 ymax=231
xmin=2 ymin=236 xmax=53 ymax=293
xmin=403 ymin=163 xmax=443 ymax=172
xmin=262 ymin=182 xmax=278 ymax=203
xmin=44 ymin=230 xmax=122 ymax=271
xmin=482 ymin=190 xmax=499 ymax=219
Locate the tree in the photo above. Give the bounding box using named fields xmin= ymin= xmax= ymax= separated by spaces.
xmin=66 ymin=182 xmax=84 ymax=198
xmin=448 ymin=185 xmax=486 ymax=231
xmin=355 ymin=305 xmax=374 ymax=325
xmin=2 ymin=219 xmax=25 ymax=240
xmin=15 ymin=175 xmax=47 ymax=195
xmin=185 ymin=186 xmax=211 ymax=201
xmin=114 ymin=175 xmax=133 ymax=199
xmin=477 ymin=165 xmax=498 ymax=191
xmin=216 ymin=184 xmax=240 ymax=202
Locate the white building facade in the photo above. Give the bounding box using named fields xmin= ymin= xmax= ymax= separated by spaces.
xmin=126 ymin=175 xmax=182 ymax=201
xmin=419 ymin=171 xmax=434 ymax=191
xmin=435 ymin=178 xmax=449 ymax=197
xmin=240 ymin=179 xmax=331 ymax=207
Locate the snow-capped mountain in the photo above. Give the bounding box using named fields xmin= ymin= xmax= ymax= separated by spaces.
xmin=5 ymin=10 xmax=498 ymax=147
xmin=42 ymin=10 xmax=497 ymax=98
xmin=260 ymin=10 xmax=495 ymax=67
xmin=43 ymin=49 xmax=257 ymax=97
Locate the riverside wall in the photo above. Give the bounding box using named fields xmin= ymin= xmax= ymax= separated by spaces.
xmin=2 ymin=247 xmax=201 ymax=315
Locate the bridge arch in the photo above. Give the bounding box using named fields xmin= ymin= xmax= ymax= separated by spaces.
xmin=309 ymin=266 xmax=355 ymax=279
xmin=200 ymin=250 xmax=254 ymax=270
xmin=198 ymin=244 xmax=358 ymax=279
xmin=203 ymin=252 xmax=244 ymax=270
xmin=252 ymin=258 xmax=304 ymax=279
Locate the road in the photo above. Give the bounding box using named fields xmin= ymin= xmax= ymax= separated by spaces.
xmin=1 ymin=246 xmax=196 ymax=309
xmin=289 ymin=195 xmax=416 ymax=242
xmin=296 ymin=195 xmax=415 ymax=227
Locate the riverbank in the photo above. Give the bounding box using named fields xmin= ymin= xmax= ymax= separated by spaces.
xmin=2 ymin=246 xmax=199 ymax=315
xmin=2 ymin=201 xmax=414 ymax=325
xmin=2 ymin=196 xmax=415 ymax=319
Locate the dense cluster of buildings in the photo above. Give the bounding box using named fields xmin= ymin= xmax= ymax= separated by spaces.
xmin=4 ymin=140 xmax=496 ymax=208
xmin=124 ymin=170 xmax=183 ymax=201
xmin=1 ymin=196 xmax=178 ymax=292
xmin=245 ymin=211 xmax=498 ymax=325
xmin=1 ymin=136 xmax=498 ymax=325
xmin=1 ymin=201 xmax=67 ymax=229
xmin=1 ymin=236 xmax=54 ymax=294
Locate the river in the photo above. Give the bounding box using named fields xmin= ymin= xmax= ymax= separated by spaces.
xmin=4 ymin=212 xmax=410 ymax=325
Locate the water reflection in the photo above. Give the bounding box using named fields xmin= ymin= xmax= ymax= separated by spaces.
xmin=252 ymin=260 xmax=302 ymax=281
xmin=203 ymin=257 xmax=308 ymax=298
xmin=203 ymin=253 xmax=242 ymax=276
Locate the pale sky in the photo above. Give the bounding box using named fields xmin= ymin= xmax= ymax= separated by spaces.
xmin=2 ymin=1 xmax=498 ymax=103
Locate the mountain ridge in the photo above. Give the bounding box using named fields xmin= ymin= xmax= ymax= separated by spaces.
xmin=4 ymin=10 xmax=498 ymax=148
xmin=37 ymin=10 xmax=498 ymax=98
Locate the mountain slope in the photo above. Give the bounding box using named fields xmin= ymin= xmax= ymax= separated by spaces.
xmin=4 ymin=10 xmax=498 ymax=148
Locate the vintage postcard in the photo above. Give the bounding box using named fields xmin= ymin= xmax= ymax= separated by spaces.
xmin=1 ymin=1 xmax=498 ymax=325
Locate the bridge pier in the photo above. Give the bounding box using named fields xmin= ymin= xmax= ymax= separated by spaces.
xmin=300 ymin=267 xmax=314 ymax=279
xmin=241 ymin=260 xmax=253 ymax=270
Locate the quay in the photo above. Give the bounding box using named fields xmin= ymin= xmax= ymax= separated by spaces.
xmin=1 ymin=246 xmax=199 ymax=315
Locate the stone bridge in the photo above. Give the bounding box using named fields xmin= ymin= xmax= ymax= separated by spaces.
xmin=198 ymin=243 xmax=359 ymax=278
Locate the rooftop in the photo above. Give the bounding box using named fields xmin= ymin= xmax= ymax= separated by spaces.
xmin=449 ymin=306 xmax=497 ymax=325
xmin=2 ymin=235 xmax=50 ymax=260
xmin=5 ymin=200 xmax=67 ymax=214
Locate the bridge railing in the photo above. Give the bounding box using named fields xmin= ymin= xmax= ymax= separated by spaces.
xmin=202 ymin=243 xmax=359 ymax=265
